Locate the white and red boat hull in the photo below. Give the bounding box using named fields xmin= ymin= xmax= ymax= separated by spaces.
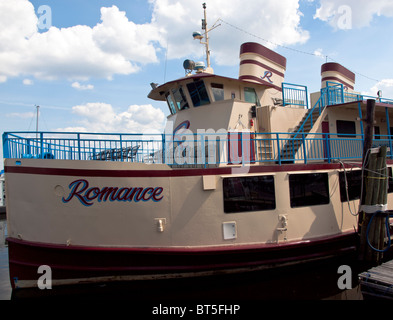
xmin=5 ymin=159 xmax=363 ymax=289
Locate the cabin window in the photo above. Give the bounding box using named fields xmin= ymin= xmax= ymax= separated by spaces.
xmin=244 ymin=87 xmax=260 ymax=106
xmin=172 ymin=86 xmax=189 ymax=110
xmin=339 ymin=168 xmax=393 ymax=200
xmin=186 ymin=79 xmax=210 ymax=107
xmin=289 ymin=173 xmax=329 ymax=208
xmin=165 ymin=92 xmax=177 ymax=115
xmin=339 ymin=170 xmax=362 ymax=202
xmin=337 ymin=120 xmax=356 ymax=137
xmin=223 ymin=175 xmax=276 ymax=213
xmin=211 ymin=83 xmax=224 ymax=101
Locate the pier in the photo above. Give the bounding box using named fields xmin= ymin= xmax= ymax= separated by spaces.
xmin=359 ymin=259 xmax=393 ymax=300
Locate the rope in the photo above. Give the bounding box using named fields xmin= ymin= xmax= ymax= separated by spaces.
xmin=218 ymin=18 xmax=381 ymax=83
xmin=366 ymin=211 xmax=392 ymax=253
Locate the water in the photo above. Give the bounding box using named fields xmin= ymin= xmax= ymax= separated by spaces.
xmin=0 ymin=217 xmax=363 ymax=301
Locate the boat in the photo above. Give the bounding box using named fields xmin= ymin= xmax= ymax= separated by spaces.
xmin=3 ymin=5 xmax=393 ymax=290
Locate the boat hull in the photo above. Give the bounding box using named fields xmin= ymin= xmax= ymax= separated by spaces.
xmin=4 ymin=159 xmax=366 ymax=289
xmin=8 ymin=232 xmax=358 ymax=289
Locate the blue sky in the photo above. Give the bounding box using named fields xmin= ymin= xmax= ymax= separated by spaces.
xmin=1 ymin=0 xmax=393 ymax=168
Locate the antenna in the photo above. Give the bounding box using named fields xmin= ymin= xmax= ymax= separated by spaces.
xmin=192 ymin=3 xmax=220 ymax=72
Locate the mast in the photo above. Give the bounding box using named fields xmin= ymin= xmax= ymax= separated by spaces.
xmin=202 ymin=3 xmax=210 ymax=68
xmin=192 ymin=3 xmax=220 ymax=73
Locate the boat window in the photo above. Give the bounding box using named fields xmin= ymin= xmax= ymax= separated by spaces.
xmin=340 ymin=167 xmax=393 ymax=200
xmin=211 ymin=83 xmax=224 ymax=101
xmin=165 ymin=92 xmax=177 ymax=115
xmin=337 ymin=120 xmax=356 ymax=137
xmin=289 ymin=173 xmax=329 ymax=208
xmin=172 ymin=86 xmax=189 ymax=110
xmin=244 ymin=87 xmax=260 ymax=106
xmin=186 ymin=79 xmax=210 ymax=107
xmin=339 ymin=170 xmax=362 ymax=202
xmin=223 ymin=176 xmax=276 ymax=213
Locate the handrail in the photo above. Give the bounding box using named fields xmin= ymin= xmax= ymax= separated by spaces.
xmin=291 ymin=86 xmax=327 ymax=140
xmin=286 ymin=81 xmax=393 ymax=143
xmin=4 ymin=131 xmax=391 ymax=166
xmin=292 ymin=82 xmax=361 ymax=140
xmin=282 ymin=82 xmax=309 ymax=108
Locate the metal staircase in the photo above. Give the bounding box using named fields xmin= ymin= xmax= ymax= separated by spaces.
xmin=280 ymin=82 xmax=345 ymax=162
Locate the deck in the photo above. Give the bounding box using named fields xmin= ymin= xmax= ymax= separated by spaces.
xmin=2 ymin=130 xmax=393 ymax=167
xmin=359 ymin=259 xmax=393 ymax=300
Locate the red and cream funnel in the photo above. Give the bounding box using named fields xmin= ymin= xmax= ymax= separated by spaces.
xmin=321 ymin=62 xmax=355 ymax=92
xmin=239 ymin=42 xmax=286 ymax=91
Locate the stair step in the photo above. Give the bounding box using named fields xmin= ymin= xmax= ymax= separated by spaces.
xmin=280 ymin=101 xmax=327 ymax=160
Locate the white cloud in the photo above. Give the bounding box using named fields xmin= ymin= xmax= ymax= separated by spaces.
xmin=71 ymin=82 xmax=94 ymax=90
xmin=314 ymin=0 xmax=393 ymax=29
xmin=366 ymin=79 xmax=393 ymax=99
xmin=6 ymin=112 xmax=35 ymax=119
xmin=313 ymin=48 xmax=326 ymax=59
xmin=0 ymin=0 xmax=311 ymax=82
xmin=0 ymin=1 xmax=162 ymax=82
xmin=92 ymin=6 xmax=161 ymax=64
xmin=150 ymin=0 xmax=309 ymax=66
xmin=61 ymin=102 xmax=166 ymax=134
xmin=23 ymin=79 xmax=34 ymax=85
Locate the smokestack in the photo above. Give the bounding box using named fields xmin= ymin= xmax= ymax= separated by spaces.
xmin=239 ymin=42 xmax=286 ymax=90
xmin=321 ymin=62 xmax=355 ymax=92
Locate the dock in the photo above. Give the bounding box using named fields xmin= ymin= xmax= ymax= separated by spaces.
xmin=359 ymin=259 xmax=393 ymax=300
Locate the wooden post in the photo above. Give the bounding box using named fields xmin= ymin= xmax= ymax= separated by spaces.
xmin=358 ymin=100 xmax=389 ymax=264
xmin=359 ymin=100 xmax=376 ymax=260
xmin=361 ymin=100 xmax=375 ymax=168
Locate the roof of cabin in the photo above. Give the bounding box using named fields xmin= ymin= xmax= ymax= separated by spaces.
xmin=147 ymin=72 xmax=275 ymax=101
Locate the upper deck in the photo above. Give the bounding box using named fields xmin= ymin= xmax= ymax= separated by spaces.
xmin=4 ymin=84 xmax=393 ymax=168
xmin=3 ymin=42 xmax=393 ymax=168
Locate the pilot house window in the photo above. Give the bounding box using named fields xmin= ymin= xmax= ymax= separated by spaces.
xmin=244 ymin=87 xmax=260 ymax=106
xmin=172 ymin=86 xmax=189 ymax=110
xmin=165 ymin=92 xmax=177 ymax=115
xmin=211 ymin=83 xmax=224 ymax=101
xmin=186 ymin=80 xmax=210 ymax=107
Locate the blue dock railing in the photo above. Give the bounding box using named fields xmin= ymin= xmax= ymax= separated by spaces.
xmin=3 ymin=131 xmax=392 ymax=166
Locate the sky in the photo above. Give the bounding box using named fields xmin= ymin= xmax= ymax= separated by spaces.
xmin=2 ymin=0 xmax=393 ymax=168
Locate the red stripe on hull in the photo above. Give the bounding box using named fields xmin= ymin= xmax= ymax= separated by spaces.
xmin=7 ymin=233 xmax=358 ymax=289
xmin=4 ymin=162 xmax=371 ymax=178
